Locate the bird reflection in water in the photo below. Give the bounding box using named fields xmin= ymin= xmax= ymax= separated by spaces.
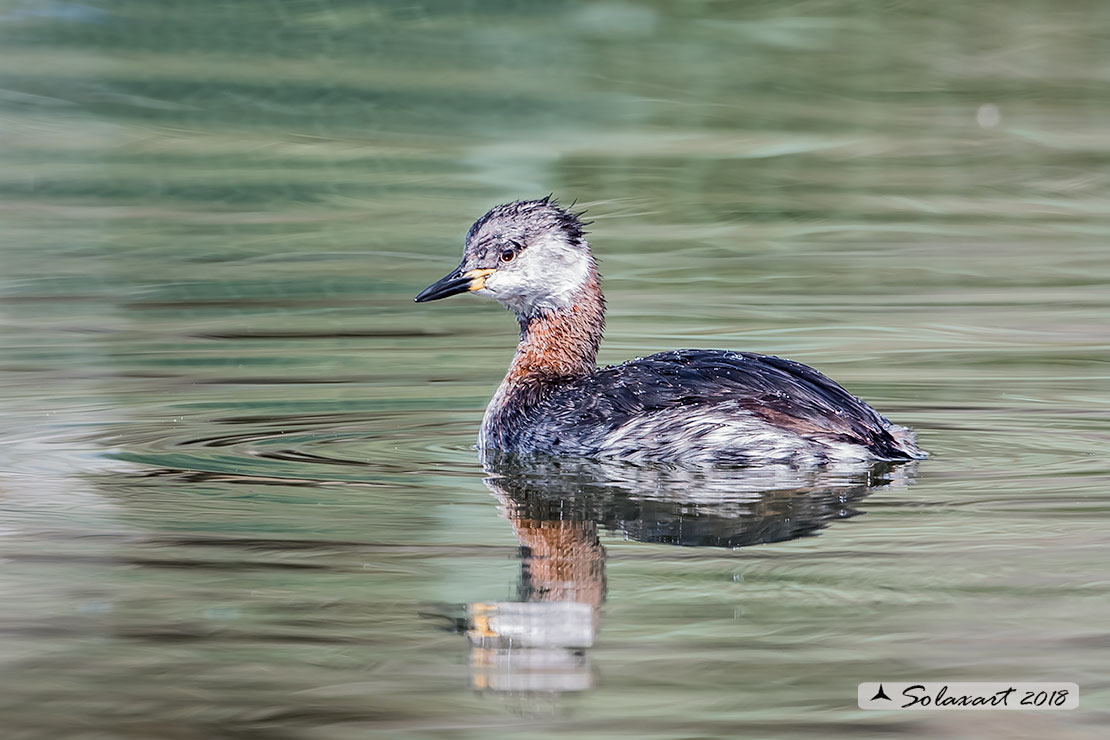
xmin=449 ymin=452 xmax=917 ymax=697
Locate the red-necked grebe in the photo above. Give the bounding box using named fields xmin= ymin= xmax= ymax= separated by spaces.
xmin=415 ymin=197 xmax=926 ymax=465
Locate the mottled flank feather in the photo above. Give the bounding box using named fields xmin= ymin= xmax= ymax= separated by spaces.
xmin=481 ymin=349 xmax=926 ymax=465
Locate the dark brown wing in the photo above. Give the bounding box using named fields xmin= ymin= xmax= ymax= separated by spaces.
xmin=522 ymin=350 xmax=919 ymax=460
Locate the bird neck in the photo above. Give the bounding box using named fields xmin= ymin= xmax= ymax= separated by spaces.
xmin=507 ymin=268 xmax=605 ymax=383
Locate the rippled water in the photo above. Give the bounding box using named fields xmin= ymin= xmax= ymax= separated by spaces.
xmin=2 ymin=2 xmax=1109 ymax=738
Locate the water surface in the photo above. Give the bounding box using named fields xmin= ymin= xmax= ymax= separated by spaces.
xmin=1 ymin=2 xmax=1108 ymax=738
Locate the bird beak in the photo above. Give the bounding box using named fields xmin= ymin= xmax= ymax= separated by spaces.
xmin=414 ymin=266 xmax=496 ymax=303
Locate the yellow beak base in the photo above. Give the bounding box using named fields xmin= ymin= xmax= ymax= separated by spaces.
xmin=464 ymin=268 xmax=496 ymax=291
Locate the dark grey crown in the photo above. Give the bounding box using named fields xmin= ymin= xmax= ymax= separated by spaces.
xmin=465 ymin=196 xmax=589 ymax=252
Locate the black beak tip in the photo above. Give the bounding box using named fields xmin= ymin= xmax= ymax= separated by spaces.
xmin=414 ymin=270 xmax=471 ymax=304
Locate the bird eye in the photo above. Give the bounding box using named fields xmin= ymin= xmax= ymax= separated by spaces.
xmin=500 ymin=249 xmax=515 ymax=263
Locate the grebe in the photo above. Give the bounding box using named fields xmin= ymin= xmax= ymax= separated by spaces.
xmin=415 ymin=197 xmax=926 ymax=465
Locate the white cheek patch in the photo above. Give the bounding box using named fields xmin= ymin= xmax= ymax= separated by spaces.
xmin=481 ymin=233 xmax=590 ymax=315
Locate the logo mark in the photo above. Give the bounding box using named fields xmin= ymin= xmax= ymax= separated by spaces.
xmin=870 ymin=684 xmax=892 ymax=701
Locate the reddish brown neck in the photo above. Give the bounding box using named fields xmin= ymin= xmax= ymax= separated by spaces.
xmin=507 ymin=270 xmax=605 ymax=382
xmin=512 ymin=517 xmax=606 ymax=609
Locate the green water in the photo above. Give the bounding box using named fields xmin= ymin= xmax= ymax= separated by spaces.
xmin=2 ymin=1 xmax=1108 ymax=738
